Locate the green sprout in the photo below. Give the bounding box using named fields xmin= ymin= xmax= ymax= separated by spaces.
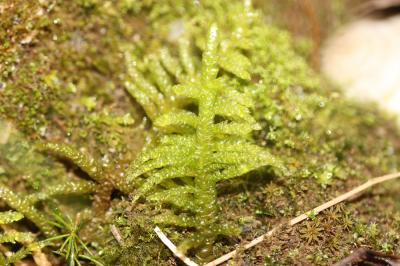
xmin=45 ymin=210 xmax=104 ymax=266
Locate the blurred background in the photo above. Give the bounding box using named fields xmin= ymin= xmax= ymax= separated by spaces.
xmin=256 ymin=0 xmax=400 ymax=122
xmin=255 ymin=0 xmax=362 ymax=69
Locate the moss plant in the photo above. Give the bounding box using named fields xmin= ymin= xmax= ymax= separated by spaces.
xmin=0 ymin=211 xmax=41 ymax=265
xmin=124 ymin=27 xmax=252 ymax=121
xmin=1 ymin=0 xmax=400 ymax=265
xmin=0 ymin=178 xmax=96 ymax=237
xmin=37 ymin=142 xmax=133 ymax=211
xmin=38 ymin=142 xmax=115 ymax=213
xmin=0 ymin=121 xmax=98 ymax=236
xmin=127 ymin=25 xmax=283 ymax=256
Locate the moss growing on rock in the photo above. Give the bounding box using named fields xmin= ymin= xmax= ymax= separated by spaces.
xmin=0 ymin=0 xmax=399 ymax=265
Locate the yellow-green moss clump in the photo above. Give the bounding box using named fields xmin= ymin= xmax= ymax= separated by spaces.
xmin=1 ymin=0 xmax=399 ymax=265
xmin=127 ymin=24 xmax=283 ymax=257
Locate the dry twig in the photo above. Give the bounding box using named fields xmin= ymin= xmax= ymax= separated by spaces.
xmin=333 ymin=247 xmax=400 ymax=266
xmin=110 ymin=225 xmax=124 ymax=246
xmin=154 ymin=227 xmax=199 ymax=266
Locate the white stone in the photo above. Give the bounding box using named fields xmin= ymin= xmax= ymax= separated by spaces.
xmin=322 ymin=15 xmax=400 ymax=122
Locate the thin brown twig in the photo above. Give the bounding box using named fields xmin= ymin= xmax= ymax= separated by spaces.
xmin=155 ymin=172 xmax=400 ymax=266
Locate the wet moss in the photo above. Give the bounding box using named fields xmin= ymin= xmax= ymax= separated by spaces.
xmin=1 ymin=0 xmax=400 ymax=265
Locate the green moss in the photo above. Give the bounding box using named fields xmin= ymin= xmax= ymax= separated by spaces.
xmin=0 ymin=121 xmax=98 ymax=236
xmin=1 ymin=0 xmax=400 ymax=265
xmin=0 ymin=211 xmax=41 ymax=265
xmin=101 ymin=201 xmax=174 ymax=266
xmin=127 ymin=24 xmax=282 ymax=257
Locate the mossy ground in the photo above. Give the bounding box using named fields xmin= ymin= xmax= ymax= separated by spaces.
xmin=1 ymin=1 xmax=400 ymax=265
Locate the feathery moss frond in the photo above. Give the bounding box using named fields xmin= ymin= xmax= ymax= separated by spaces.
xmin=128 ymin=24 xmax=283 ymax=255
xmin=26 ymin=181 xmax=97 ymax=204
xmin=0 ymin=211 xmax=24 ymax=224
xmin=0 ymin=143 xmax=99 ymax=236
xmin=0 ymin=211 xmax=42 ymax=266
xmin=0 ymin=181 xmax=96 ymax=236
xmin=128 ymin=39 xmax=199 ymax=118
xmin=0 ymin=124 xmax=101 ymax=237
xmin=124 ymin=1 xmax=263 ymax=125
xmin=0 ymin=183 xmax=56 ymax=236
xmin=37 ymin=142 xmax=134 ymax=213
xmin=37 ymin=142 xmax=105 ymax=182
